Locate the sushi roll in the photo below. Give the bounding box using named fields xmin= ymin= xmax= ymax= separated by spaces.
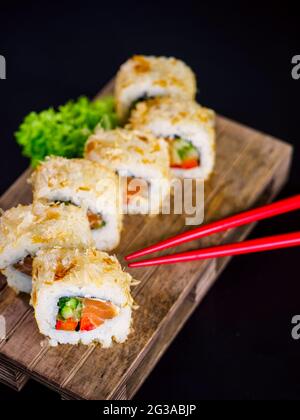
xmin=30 ymin=157 xmax=122 ymax=252
xmin=31 ymin=248 xmax=136 ymax=346
xmin=0 ymin=203 xmax=94 ymax=294
xmin=128 ymin=97 xmax=216 ymax=180
xmin=85 ymin=128 xmax=171 ymax=215
xmin=115 ymin=55 xmax=197 ymax=122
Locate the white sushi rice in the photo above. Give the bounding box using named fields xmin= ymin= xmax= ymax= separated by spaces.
xmin=36 ymin=283 xmax=132 ymax=347
xmin=2 ymin=265 xmax=32 ymax=294
xmin=0 ymin=203 xmax=94 ymax=294
xmin=128 ymin=97 xmax=216 ymax=181
xmin=31 ymin=157 xmax=123 ymax=252
xmin=115 ymin=55 xmax=196 ymax=122
xmin=32 ymin=248 xmax=135 ymax=347
xmin=147 ymin=118 xmax=215 ymax=180
xmin=85 ymin=128 xmax=171 ymax=215
xmin=38 ymin=184 xmax=121 ymax=250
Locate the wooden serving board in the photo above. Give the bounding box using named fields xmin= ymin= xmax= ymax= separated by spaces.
xmin=0 ymin=80 xmax=293 ymax=399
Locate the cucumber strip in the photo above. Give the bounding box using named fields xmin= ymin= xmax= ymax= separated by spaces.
xmin=170 ymin=137 xmax=199 ymax=166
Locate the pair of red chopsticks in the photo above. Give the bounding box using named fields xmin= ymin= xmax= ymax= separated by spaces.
xmin=126 ymin=195 xmax=300 ymax=268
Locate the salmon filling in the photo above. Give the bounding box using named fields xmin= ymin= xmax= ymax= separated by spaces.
xmin=168 ymin=137 xmax=200 ymax=169
xmin=86 ymin=210 xmax=105 ymax=230
xmin=55 ymin=297 xmax=118 ymax=332
xmin=13 ymin=255 xmax=33 ymax=276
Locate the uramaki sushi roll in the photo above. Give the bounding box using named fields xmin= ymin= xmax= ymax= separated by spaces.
xmin=0 ymin=203 xmax=94 ymax=294
xmin=85 ymin=128 xmax=171 ymax=215
xmin=30 ymin=156 xmax=122 ymax=252
xmin=128 ymin=97 xmax=216 ymax=180
xmin=115 ymin=55 xmax=197 ymax=122
xmin=31 ymin=248 xmax=136 ymax=346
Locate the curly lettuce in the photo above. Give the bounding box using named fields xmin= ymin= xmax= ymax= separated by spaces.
xmin=15 ymin=96 xmax=118 ymax=167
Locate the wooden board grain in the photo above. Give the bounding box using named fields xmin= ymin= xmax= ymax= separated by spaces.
xmin=0 ymin=80 xmax=293 ymax=399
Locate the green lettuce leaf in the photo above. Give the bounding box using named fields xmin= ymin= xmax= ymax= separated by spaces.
xmin=15 ymin=96 xmax=118 ymax=167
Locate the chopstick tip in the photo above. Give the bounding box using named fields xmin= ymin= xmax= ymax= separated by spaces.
xmin=125 ymin=251 xmax=144 ymax=261
xmin=127 ymin=262 xmax=138 ymax=268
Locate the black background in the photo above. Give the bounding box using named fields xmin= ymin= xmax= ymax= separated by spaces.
xmin=0 ymin=0 xmax=300 ymax=400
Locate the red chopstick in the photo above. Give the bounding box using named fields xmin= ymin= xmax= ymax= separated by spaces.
xmin=126 ymin=195 xmax=300 ymax=261
xmin=128 ymin=231 xmax=300 ymax=268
